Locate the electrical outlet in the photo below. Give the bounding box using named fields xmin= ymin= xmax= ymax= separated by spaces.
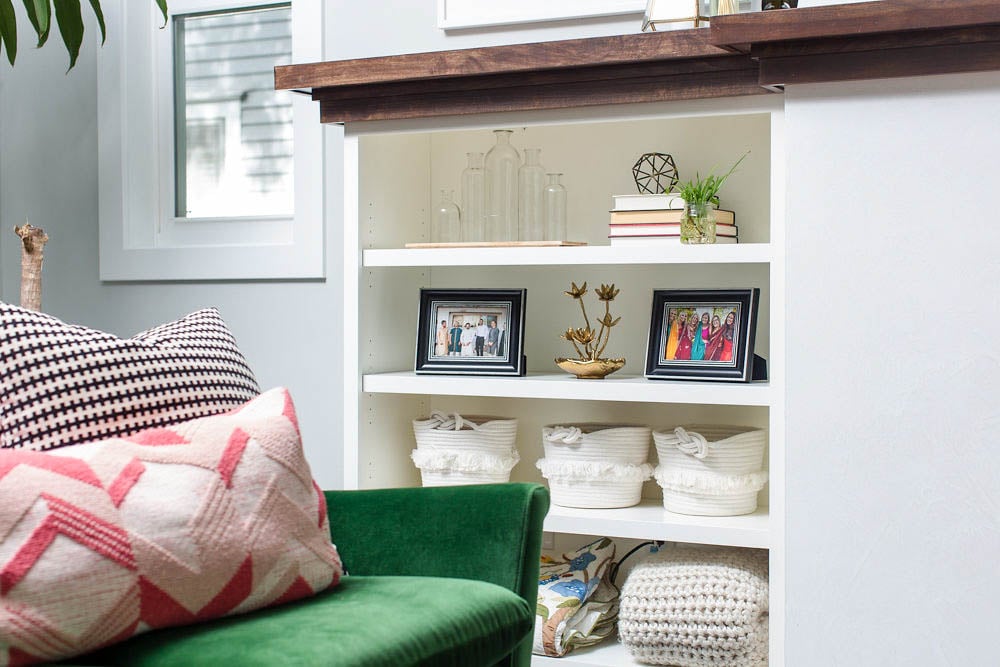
xmin=542 ymin=531 xmax=555 ymax=550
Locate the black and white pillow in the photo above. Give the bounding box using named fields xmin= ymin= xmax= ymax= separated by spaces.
xmin=0 ymin=304 xmax=261 ymax=451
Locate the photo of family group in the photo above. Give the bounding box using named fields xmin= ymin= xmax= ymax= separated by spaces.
xmin=429 ymin=303 xmax=511 ymax=363
xmin=660 ymin=305 xmax=741 ymax=366
xmin=646 ymin=288 xmax=759 ymax=382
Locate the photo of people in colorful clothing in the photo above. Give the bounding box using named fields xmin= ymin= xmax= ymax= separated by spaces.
xmin=430 ymin=303 xmax=509 ymax=362
xmin=660 ymin=304 xmax=740 ymax=365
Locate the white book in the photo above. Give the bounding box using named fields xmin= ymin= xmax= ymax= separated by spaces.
xmin=611 ymin=193 xmax=685 ymax=211
xmin=609 ymin=236 xmax=738 ymax=246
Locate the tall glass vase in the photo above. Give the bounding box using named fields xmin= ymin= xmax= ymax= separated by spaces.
xmin=461 ymin=152 xmax=486 ymax=242
xmin=484 ymin=130 xmax=520 ymax=242
xmin=433 ymin=190 xmax=461 ymax=243
xmin=543 ymin=173 xmax=567 ymax=241
xmin=518 ymin=148 xmax=546 ymax=242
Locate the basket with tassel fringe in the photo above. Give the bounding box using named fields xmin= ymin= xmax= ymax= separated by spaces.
xmin=536 ymin=459 xmax=653 ymax=508
xmin=653 ymin=425 xmax=767 ymax=516
xmin=538 ymin=423 xmax=653 ymax=508
xmin=411 ymin=411 xmax=519 ymax=487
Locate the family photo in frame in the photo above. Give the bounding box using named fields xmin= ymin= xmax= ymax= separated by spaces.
xmin=415 ymin=289 xmax=526 ymax=376
xmin=645 ymin=288 xmax=764 ymax=382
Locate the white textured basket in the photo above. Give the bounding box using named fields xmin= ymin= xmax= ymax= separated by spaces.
xmin=653 ymin=425 xmax=768 ymax=517
xmin=542 ymin=423 xmax=652 ymax=464
xmin=536 ymin=459 xmax=653 ymax=509
xmin=411 ymin=412 xmax=519 ymax=486
xmin=419 ymin=469 xmax=512 ymax=487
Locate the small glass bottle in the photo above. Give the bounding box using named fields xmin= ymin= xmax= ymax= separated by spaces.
xmin=518 ymin=148 xmax=546 ymax=242
xmin=433 ymin=190 xmax=461 ymax=243
xmin=484 ymin=129 xmax=520 ymax=242
xmin=461 ymin=152 xmax=486 ymax=243
xmin=543 ymin=173 xmax=567 ymax=241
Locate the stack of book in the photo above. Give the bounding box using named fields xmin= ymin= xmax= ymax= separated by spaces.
xmin=609 ymin=194 xmax=738 ymax=245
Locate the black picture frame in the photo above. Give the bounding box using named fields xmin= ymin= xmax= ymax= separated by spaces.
xmin=415 ymin=288 xmax=526 ymax=376
xmin=645 ymin=288 xmax=764 ymax=382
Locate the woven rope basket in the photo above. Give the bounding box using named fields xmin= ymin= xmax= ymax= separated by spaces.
xmin=537 ymin=424 xmax=653 ymax=508
xmin=411 ymin=412 xmax=519 ymax=486
xmin=542 ymin=423 xmax=652 ymax=464
xmin=653 ymin=425 xmax=767 ymax=516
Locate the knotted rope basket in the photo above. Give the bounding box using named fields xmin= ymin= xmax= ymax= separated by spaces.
xmin=411 ymin=411 xmax=519 ymax=486
xmin=653 ymin=425 xmax=767 ymax=516
xmin=536 ymin=424 xmax=652 ymax=509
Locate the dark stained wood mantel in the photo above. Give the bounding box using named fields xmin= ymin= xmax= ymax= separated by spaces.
xmin=276 ymin=30 xmax=763 ymax=123
xmin=711 ymin=0 xmax=1000 ymax=86
xmin=276 ymin=1 xmax=1000 ymax=123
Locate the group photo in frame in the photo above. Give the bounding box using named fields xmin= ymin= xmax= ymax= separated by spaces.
xmin=415 ymin=288 xmax=527 ymax=376
xmin=645 ymin=288 xmax=764 ymax=382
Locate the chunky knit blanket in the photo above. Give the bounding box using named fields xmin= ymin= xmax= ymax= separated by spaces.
xmin=618 ymin=547 xmax=769 ymax=666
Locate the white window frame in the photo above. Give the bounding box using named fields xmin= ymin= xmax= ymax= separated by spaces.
xmin=437 ymin=0 xmax=645 ymax=30
xmin=98 ymin=0 xmax=323 ymax=281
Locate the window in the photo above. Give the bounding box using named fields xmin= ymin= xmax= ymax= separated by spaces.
xmin=98 ymin=0 xmax=323 ymax=281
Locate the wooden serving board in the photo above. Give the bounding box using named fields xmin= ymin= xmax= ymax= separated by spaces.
xmin=404 ymin=241 xmax=588 ymax=248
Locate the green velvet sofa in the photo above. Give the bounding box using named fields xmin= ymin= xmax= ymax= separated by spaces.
xmin=71 ymin=483 xmax=549 ymax=666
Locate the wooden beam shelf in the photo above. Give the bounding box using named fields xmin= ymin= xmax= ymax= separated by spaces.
xmin=275 ymin=0 xmax=1000 ymax=122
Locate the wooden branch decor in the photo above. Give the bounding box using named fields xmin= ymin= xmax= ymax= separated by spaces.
xmin=15 ymin=223 xmax=48 ymax=311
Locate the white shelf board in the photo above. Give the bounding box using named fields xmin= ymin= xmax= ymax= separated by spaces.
xmin=544 ymin=500 xmax=770 ymax=549
xmin=362 ymin=371 xmax=772 ymax=406
xmin=533 ymin=640 xmax=636 ymax=667
xmin=363 ymin=243 xmax=772 ymax=267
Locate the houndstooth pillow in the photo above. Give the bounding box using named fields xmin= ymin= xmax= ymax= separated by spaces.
xmin=0 ymin=303 xmax=260 ymax=451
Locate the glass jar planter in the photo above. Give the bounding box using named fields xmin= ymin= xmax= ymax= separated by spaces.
xmin=680 ymin=201 xmax=717 ymax=244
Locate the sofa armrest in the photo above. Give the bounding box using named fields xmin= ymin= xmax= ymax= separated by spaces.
xmin=324 ymin=483 xmax=548 ymax=608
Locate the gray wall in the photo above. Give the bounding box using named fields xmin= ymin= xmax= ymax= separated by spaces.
xmin=0 ymin=4 xmax=645 ymax=490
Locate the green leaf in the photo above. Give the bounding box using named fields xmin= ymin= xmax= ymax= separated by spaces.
xmin=536 ymin=604 xmax=549 ymax=620
xmin=86 ymin=0 xmax=105 ymax=44
xmin=154 ymin=0 xmax=167 ymax=26
xmin=22 ymin=0 xmax=50 ymax=47
xmin=0 ymin=0 xmax=16 ymax=65
xmin=557 ymin=598 xmax=581 ymax=609
xmin=52 ymin=0 xmax=83 ymax=70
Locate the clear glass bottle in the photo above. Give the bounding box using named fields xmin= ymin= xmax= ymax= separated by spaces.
xmin=461 ymin=152 xmax=486 ymax=243
xmin=484 ymin=129 xmax=520 ymax=242
xmin=543 ymin=173 xmax=567 ymax=241
xmin=518 ymin=148 xmax=546 ymax=242
xmin=433 ymin=189 xmax=462 ymax=243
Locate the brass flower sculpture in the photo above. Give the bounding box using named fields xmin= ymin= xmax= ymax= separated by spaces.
xmin=555 ymin=281 xmax=625 ymax=380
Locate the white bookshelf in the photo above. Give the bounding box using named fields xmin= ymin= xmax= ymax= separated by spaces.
xmin=342 ymin=99 xmax=785 ymax=666
xmin=363 ymin=243 xmax=773 ymax=267
xmin=533 ymin=641 xmax=637 ymax=667
xmin=363 ymin=372 xmax=773 ymax=406
xmin=544 ymin=500 xmax=770 ymax=549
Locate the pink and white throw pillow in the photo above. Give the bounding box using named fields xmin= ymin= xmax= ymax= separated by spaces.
xmin=0 ymin=388 xmax=342 ymax=665
xmin=0 ymin=303 xmax=261 ymax=451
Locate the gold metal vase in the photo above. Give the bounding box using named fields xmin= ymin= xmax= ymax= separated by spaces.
xmin=555 ymin=357 xmax=625 ymax=380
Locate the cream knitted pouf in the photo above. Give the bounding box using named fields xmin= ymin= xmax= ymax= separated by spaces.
xmin=618 ymin=547 xmax=769 ymax=667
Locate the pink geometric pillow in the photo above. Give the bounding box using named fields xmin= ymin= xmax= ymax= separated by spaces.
xmin=0 ymin=388 xmax=341 ymax=665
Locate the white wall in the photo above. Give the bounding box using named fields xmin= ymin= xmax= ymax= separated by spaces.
xmin=784 ymin=73 xmax=1000 ymax=665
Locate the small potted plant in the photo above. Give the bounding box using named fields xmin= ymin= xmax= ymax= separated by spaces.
xmin=675 ymin=152 xmax=748 ymax=244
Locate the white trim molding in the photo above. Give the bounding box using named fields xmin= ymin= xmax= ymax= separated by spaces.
xmin=98 ymin=0 xmax=324 ymax=281
xmin=437 ymin=0 xmax=645 ymax=30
